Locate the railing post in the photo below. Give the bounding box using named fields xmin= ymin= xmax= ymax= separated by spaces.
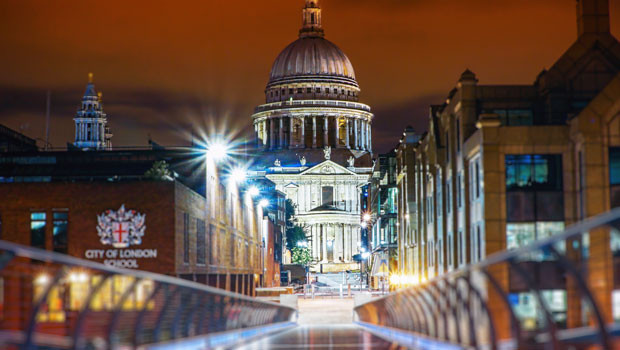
xmin=133 ymin=282 xmax=164 ymax=347
xmin=548 ymin=245 xmax=610 ymax=350
xmin=457 ymin=274 xmax=498 ymax=350
xmin=508 ymin=259 xmax=559 ymax=350
xmin=481 ymin=268 xmax=522 ymax=348
xmin=23 ymin=266 xmax=69 ymax=350
xmin=107 ymin=277 xmax=142 ymax=349
xmin=72 ymin=273 xmax=112 ymax=349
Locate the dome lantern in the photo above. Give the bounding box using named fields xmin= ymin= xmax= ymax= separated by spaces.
xmin=300 ymin=0 xmax=324 ymax=38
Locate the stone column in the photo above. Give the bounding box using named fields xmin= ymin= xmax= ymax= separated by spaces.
xmin=301 ymin=116 xmax=305 ymax=148
xmin=334 ymin=116 xmax=339 ymax=148
xmin=368 ymin=123 xmax=372 ymax=152
xmin=312 ymin=116 xmax=317 ymax=148
xmin=323 ymin=116 xmax=328 ymax=147
xmin=360 ymin=121 xmax=366 ymax=151
xmin=269 ymin=119 xmax=275 ymax=149
xmin=279 ymin=117 xmax=284 ymax=149
xmin=322 ymin=224 xmax=328 ymax=262
xmin=289 ymin=117 xmax=294 ymax=149
xmin=353 ymin=118 xmax=358 ymax=149
xmin=345 ymin=118 xmax=350 ymax=148
xmin=336 ymin=224 xmax=343 ymax=262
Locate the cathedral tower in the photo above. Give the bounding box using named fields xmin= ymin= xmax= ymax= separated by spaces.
xmin=73 ymin=73 xmax=112 ymax=150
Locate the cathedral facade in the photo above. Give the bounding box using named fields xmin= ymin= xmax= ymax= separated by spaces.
xmin=250 ymin=0 xmax=373 ymax=270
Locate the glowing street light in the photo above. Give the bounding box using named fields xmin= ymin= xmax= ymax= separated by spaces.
xmin=230 ymin=167 xmax=246 ymax=183
xmin=360 ymin=221 xmax=368 ymax=228
xmin=206 ymin=141 xmax=229 ymax=161
xmin=259 ymin=199 xmax=269 ymax=208
xmin=248 ymin=186 xmax=260 ymax=197
xmin=363 ymin=213 xmax=371 ymax=222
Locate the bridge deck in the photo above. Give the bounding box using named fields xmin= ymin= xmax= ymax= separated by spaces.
xmin=231 ymin=324 xmax=407 ymax=349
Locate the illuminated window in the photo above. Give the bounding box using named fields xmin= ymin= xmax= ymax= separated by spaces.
xmin=30 ymin=212 xmax=46 ymax=249
xmin=53 ymin=211 xmax=68 ymax=254
xmin=33 ymin=273 xmax=65 ymax=322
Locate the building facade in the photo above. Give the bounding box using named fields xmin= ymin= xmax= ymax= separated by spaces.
xmin=396 ymin=0 xmax=620 ymax=338
xmin=368 ymin=149 xmax=399 ymax=286
xmin=250 ymin=0 xmax=373 ymax=271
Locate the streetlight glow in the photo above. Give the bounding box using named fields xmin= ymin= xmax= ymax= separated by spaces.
xmin=248 ymin=186 xmax=260 ymax=197
xmin=363 ymin=213 xmax=371 ymax=222
xmin=360 ymin=221 xmax=368 ymax=228
xmin=259 ymin=199 xmax=269 ymax=208
xmin=206 ymin=141 xmax=229 ymax=161
xmin=230 ymin=168 xmax=246 ymax=183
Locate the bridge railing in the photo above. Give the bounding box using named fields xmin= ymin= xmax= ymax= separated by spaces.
xmin=0 ymin=240 xmax=296 ymax=349
xmin=355 ymin=208 xmax=620 ymax=350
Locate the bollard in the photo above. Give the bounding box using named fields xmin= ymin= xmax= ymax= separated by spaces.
xmin=339 ymin=284 xmax=343 ymax=299
xmin=348 ymin=284 xmax=351 ymax=297
xmin=311 ymin=283 xmax=315 ymax=299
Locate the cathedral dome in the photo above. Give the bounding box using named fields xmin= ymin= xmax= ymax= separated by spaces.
xmin=269 ymin=37 xmax=356 ymax=85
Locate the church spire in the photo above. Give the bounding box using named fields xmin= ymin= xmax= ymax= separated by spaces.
xmin=299 ymin=0 xmax=324 ymax=38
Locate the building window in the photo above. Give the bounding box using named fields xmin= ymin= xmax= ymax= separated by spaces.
xmin=448 ymin=233 xmax=453 ymax=267
xmin=456 ymin=118 xmax=461 ymax=153
xmin=209 ymin=224 xmax=217 ymax=264
xmin=307 ymin=87 xmax=312 ymax=93
xmin=31 ymin=212 xmax=46 ymax=249
xmin=609 ymin=148 xmax=620 ymax=208
xmin=289 ymin=88 xmax=293 ymax=94
xmin=506 ymin=222 xmax=564 ymax=260
xmin=322 ymin=186 xmax=334 ymax=206
xmin=52 ymin=211 xmax=68 ymax=254
xmin=297 ymin=88 xmax=302 ymax=94
xmin=183 ymin=213 xmax=189 ymax=264
xmin=493 ymin=109 xmax=533 ymax=126
xmin=316 ymin=87 xmax=321 ymax=93
xmin=446 ymin=179 xmax=451 ymax=213
xmin=475 ymin=159 xmax=480 ymax=198
xmin=196 ymin=219 xmax=206 ymax=265
xmin=456 ymin=173 xmax=462 ymax=208
xmin=505 ymin=154 xmax=562 ymax=191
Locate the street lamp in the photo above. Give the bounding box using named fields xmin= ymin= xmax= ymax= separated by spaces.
xmin=230 ymin=167 xmax=246 ymax=183
xmin=258 ymin=199 xmax=269 ymax=208
xmin=248 ymin=186 xmax=260 ymax=197
xmin=363 ymin=213 xmax=371 ymax=222
xmin=206 ymin=141 xmax=229 ymax=161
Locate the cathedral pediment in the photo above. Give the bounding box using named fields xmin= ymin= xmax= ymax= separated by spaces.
xmin=300 ymin=160 xmax=357 ymax=176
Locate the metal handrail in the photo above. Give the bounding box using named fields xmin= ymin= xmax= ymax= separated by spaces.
xmin=355 ymin=208 xmax=620 ymax=349
xmin=0 ymin=240 xmax=296 ymax=349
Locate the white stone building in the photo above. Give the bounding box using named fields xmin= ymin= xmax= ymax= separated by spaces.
xmin=250 ymin=0 xmax=373 ymax=270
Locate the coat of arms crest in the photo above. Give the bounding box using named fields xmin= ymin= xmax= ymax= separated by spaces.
xmin=97 ymin=204 xmax=146 ymax=248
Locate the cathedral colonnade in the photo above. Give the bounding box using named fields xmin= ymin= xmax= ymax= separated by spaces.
xmin=305 ymin=221 xmax=361 ymax=263
xmin=254 ymin=113 xmax=372 ymax=152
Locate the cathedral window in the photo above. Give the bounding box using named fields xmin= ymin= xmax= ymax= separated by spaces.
xmin=322 ymin=186 xmax=334 ymax=206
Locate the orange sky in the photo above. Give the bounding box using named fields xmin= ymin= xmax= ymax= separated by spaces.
xmin=1 ymin=0 xmax=619 ymax=152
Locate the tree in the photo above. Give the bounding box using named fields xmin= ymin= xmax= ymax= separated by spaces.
xmin=144 ymin=160 xmax=173 ymax=181
xmin=291 ymin=247 xmax=313 ymax=266
xmin=285 ymin=199 xmax=307 ymax=250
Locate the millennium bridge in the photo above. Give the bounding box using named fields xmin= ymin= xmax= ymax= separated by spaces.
xmin=2 ymin=209 xmax=620 ymax=349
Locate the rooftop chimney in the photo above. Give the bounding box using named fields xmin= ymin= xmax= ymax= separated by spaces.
xmin=577 ymin=0 xmax=610 ymax=37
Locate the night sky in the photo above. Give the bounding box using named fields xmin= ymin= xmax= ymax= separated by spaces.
xmin=1 ymin=0 xmax=620 ymax=153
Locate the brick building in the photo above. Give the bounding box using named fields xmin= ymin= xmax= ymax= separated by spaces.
xmin=396 ymin=0 xmax=620 ymax=340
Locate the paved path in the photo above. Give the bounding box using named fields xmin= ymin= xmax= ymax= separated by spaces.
xmin=297 ymin=298 xmax=355 ymax=324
